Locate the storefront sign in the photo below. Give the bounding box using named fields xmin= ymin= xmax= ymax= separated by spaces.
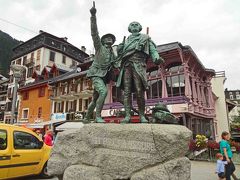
xmin=51 ymin=113 xmax=67 ymax=121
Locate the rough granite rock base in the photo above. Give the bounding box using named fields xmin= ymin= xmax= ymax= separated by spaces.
xmin=48 ymin=124 xmax=192 ymax=180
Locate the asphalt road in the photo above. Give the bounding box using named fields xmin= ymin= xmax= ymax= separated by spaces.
xmin=19 ymin=160 xmax=240 ymax=180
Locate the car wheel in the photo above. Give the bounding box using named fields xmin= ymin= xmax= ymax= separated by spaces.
xmin=40 ymin=162 xmax=52 ymax=178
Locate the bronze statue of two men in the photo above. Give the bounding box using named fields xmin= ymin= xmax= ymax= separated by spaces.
xmin=85 ymin=2 xmax=164 ymax=123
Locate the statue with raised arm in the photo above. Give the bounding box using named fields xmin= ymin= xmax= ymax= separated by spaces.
xmin=116 ymin=22 xmax=164 ymax=123
xmin=84 ymin=2 xmax=116 ymax=123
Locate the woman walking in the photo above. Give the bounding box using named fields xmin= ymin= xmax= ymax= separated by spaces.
xmin=219 ymin=131 xmax=239 ymax=180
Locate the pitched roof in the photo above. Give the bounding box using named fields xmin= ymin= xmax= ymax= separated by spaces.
xmin=49 ymin=68 xmax=87 ymax=84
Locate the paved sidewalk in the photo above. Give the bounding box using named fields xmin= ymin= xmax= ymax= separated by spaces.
xmin=191 ymin=160 xmax=240 ymax=180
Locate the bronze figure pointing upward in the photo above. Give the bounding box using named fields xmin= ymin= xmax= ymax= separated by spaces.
xmin=84 ymin=2 xmax=116 ymax=123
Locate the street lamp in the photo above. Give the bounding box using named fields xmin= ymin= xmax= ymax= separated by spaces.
xmin=10 ymin=64 xmax=26 ymax=124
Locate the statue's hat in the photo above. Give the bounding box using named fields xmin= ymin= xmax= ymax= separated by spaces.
xmin=101 ymin=33 xmax=116 ymax=44
xmin=151 ymin=103 xmax=170 ymax=112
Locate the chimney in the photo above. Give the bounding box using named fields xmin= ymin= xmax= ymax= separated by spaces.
xmin=81 ymin=46 xmax=86 ymax=52
xmin=63 ymin=37 xmax=68 ymax=41
xmin=39 ymin=30 xmax=44 ymax=34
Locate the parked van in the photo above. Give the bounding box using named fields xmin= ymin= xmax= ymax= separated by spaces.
xmin=0 ymin=124 xmax=51 ymax=179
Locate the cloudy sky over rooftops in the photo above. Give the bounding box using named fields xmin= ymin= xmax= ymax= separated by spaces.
xmin=0 ymin=0 xmax=240 ymax=89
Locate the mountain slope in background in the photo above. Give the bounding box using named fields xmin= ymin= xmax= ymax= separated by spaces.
xmin=0 ymin=30 xmax=21 ymax=76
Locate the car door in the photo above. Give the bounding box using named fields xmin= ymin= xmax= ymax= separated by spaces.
xmin=0 ymin=128 xmax=11 ymax=180
xmin=7 ymin=130 xmax=44 ymax=179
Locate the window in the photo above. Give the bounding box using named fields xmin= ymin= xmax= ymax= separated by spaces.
xmin=7 ymin=88 xmax=12 ymax=98
xmin=16 ymin=58 xmax=21 ymax=65
xmin=65 ymin=101 xmax=69 ymax=112
xmin=38 ymin=87 xmax=45 ymax=97
xmin=11 ymin=61 xmax=15 ymax=65
xmin=84 ymin=99 xmax=89 ymax=110
xmin=147 ymin=79 xmax=162 ymax=99
xmin=23 ymin=56 xmax=27 ymax=65
xmin=35 ymin=65 xmax=40 ymax=71
xmin=72 ymin=60 xmax=76 ymax=67
xmin=36 ymin=49 xmax=41 ymax=62
xmin=27 ymin=67 xmax=33 ymax=78
xmin=230 ymin=95 xmax=234 ymax=100
xmin=22 ymin=91 xmax=29 ymax=100
xmin=22 ymin=109 xmax=29 ymax=119
xmin=38 ymin=107 xmax=42 ymax=118
xmin=0 ymin=130 xmax=7 ymax=150
xmin=112 ymin=85 xmax=122 ymax=102
xmin=204 ymin=87 xmax=210 ymax=107
xmin=62 ymin=55 xmax=66 ymax=64
xmin=30 ymin=52 xmax=34 ymax=62
xmin=214 ymin=122 xmax=218 ymax=135
xmin=9 ymin=75 xmax=13 ymax=83
xmin=79 ymin=99 xmax=82 ymax=111
xmin=166 ymin=74 xmax=185 ymax=97
xmin=236 ymin=95 xmax=240 ymax=100
xmin=166 ymin=64 xmax=184 ymax=73
xmin=49 ymin=51 xmax=55 ymax=62
xmin=56 ymin=103 xmax=61 ymax=113
xmin=13 ymin=131 xmax=42 ymax=149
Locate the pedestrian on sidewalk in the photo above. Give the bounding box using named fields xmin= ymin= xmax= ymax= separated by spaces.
xmin=216 ymin=153 xmax=227 ymax=180
xmin=219 ymin=131 xmax=239 ymax=180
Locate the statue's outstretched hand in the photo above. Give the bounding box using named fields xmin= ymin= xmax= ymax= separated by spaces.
xmin=90 ymin=1 xmax=97 ymax=15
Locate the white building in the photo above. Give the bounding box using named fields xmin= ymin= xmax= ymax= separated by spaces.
xmin=211 ymin=71 xmax=235 ymax=141
xmin=4 ymin=31 xmax=89 ymax=124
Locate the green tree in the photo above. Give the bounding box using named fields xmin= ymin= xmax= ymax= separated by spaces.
xmin=0 ymin=30 xmax=21 ymax=77
xmin=232 ymin=110 xmax=240 ymax=123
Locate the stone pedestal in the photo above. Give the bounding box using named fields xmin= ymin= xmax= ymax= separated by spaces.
xmin=48 ymin=124 xmax=192 ymax=180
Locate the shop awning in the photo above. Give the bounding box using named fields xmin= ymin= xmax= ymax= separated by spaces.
xmin=55 ymin=122 xmax=84 ymax=131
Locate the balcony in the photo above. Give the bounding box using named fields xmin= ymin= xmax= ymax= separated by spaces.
xmin=0 ymin=90 xmax=7 ymax=94
xmin=19 ymin=118 xmax=29 ymax=123
xmin=25 ymin=59 xmax=35 ymax=67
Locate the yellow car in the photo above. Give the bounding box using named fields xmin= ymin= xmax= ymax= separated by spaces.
xmin=0 ymin=124 xmax=51 ymax=179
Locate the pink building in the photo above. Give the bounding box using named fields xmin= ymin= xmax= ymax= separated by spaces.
xmin=102 ymin=42 xmax=216 ymax=139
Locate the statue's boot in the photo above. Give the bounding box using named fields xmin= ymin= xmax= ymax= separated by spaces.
xmin=137 ymin=94 xmax=148 ymax=123
xmin=121 ymin=97 xmax=131 ymax=123
xmin=139 ymin=115 xmax=148 ymax=123
xmin=121 ymin=115 xmax=131 ymax=124
xmin=96 ymin=117 xmax=105 ymax=123
xmin=95 ymin=91 xmax=107 ymax=123
xmin=83 ymin=101 xmax=96 ymax=123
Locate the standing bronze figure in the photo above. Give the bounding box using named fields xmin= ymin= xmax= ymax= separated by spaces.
xmin=117 ymin=22 xmax=164 ymax=123
xmin=85 ymin=2 xmax=116 ymax=123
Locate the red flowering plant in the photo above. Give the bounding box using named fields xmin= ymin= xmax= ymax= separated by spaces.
xmin=207 ymin=140 xmax=220 ymax=149
xmin=189 ymin=140 xmax=197 ymax=151
xmin=230 ymin=141 xmax=240 ymax=152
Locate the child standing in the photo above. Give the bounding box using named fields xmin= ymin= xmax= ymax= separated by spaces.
xmin=216 ymin=153 xmax=227 ymax=180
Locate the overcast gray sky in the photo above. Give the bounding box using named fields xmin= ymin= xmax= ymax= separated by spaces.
xmin=0 ymin=0 xmax=240 ymax=89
